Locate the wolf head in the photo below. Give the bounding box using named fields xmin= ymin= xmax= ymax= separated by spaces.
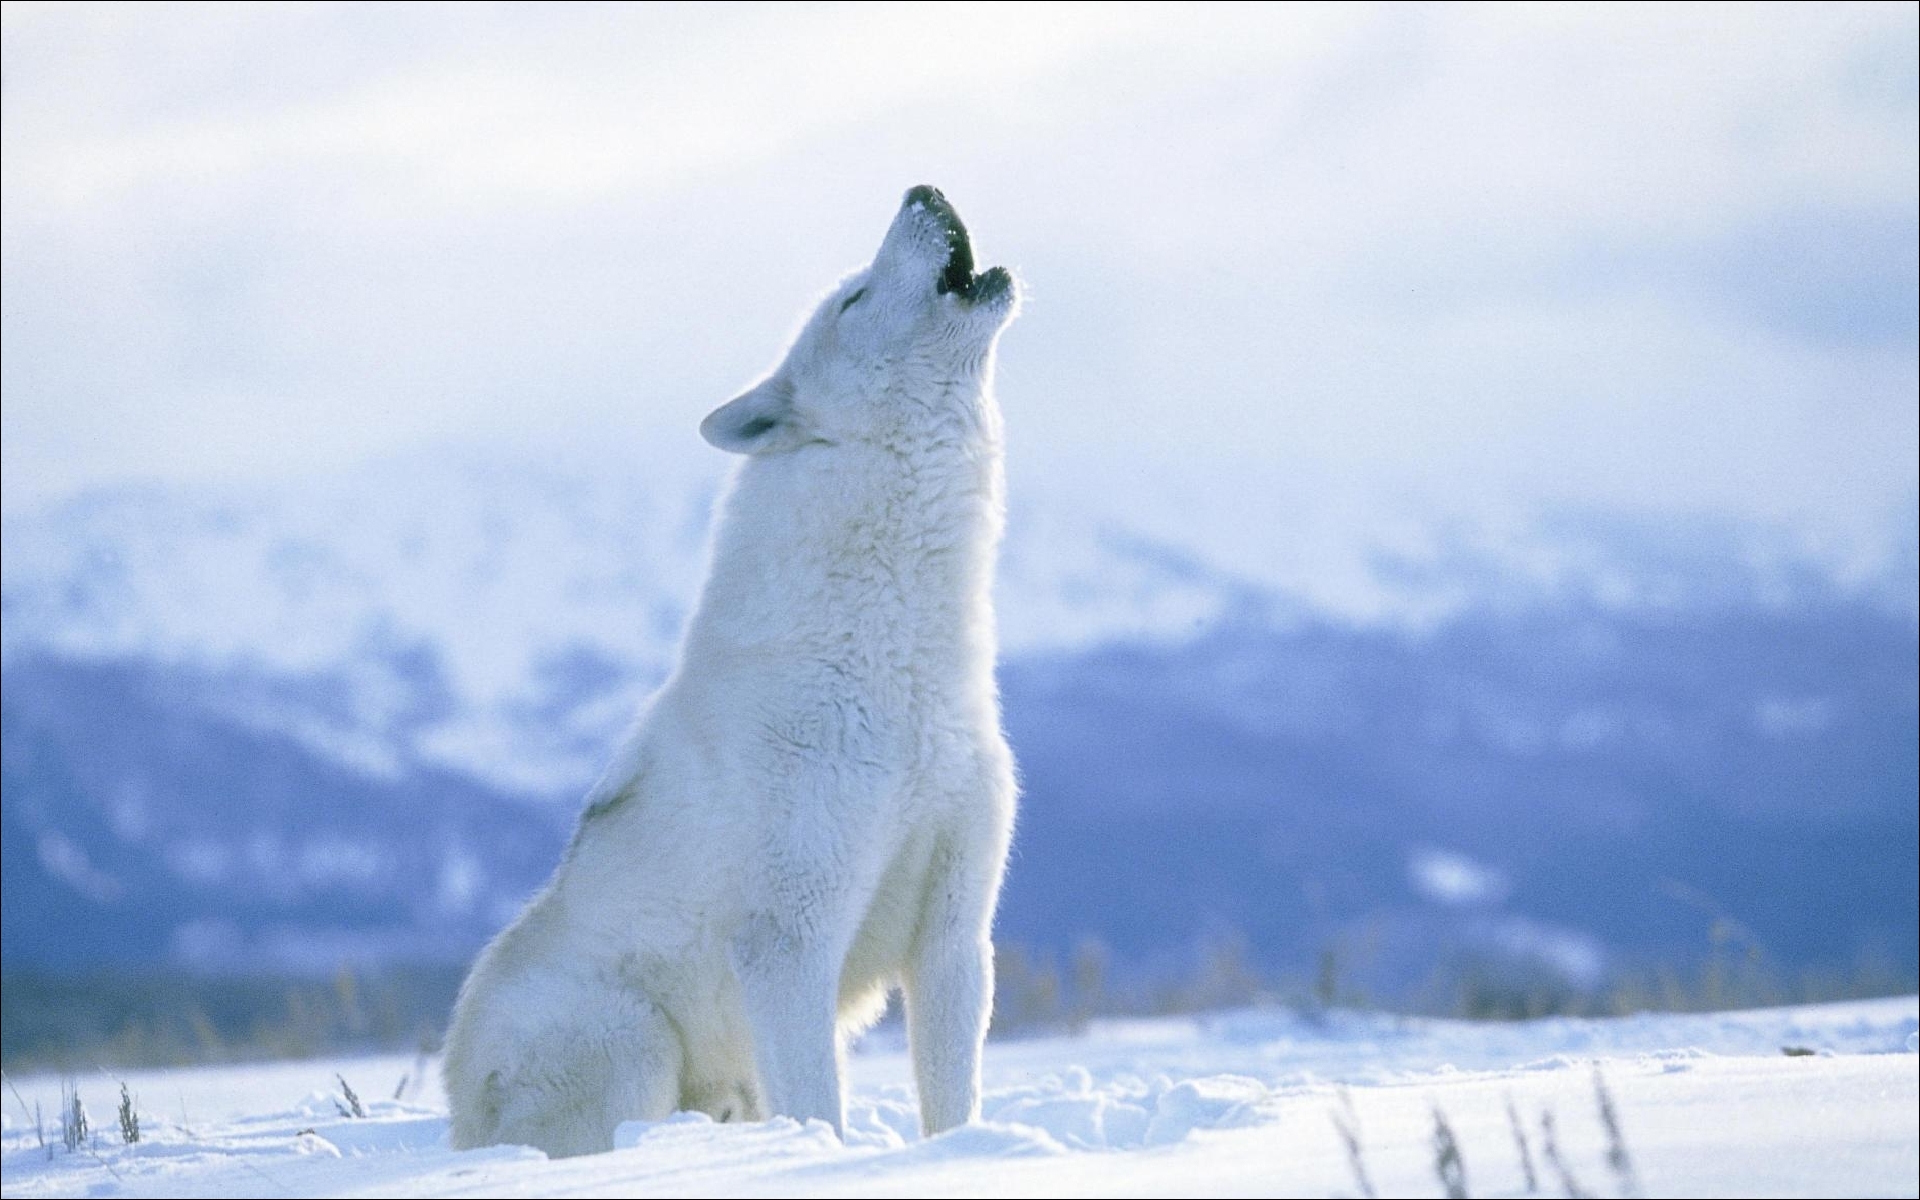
xmin=701 ymin=185 xmax=1019 ymax=455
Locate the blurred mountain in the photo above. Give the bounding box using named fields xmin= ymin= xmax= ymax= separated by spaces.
xmin=999 ymin=605 xmax=1917 ymax=994
xmin=1 ymin=654 xmax=558 ymax=971
xmin=2 ymin=457 xmax=1914 ymax=997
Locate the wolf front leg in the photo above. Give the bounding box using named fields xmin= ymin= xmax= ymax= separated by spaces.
xmin=733 ymin=909 xmax=847 ymax=1135
xmin=904 ymin=819 xmax=1010 ymax=1135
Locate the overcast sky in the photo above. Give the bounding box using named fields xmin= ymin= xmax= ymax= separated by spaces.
xmin=4 ymin=2 xmax=1915 ymax=583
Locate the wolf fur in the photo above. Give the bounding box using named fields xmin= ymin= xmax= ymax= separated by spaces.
xmin=441 ymin=186 xmax=1020 ymax=1158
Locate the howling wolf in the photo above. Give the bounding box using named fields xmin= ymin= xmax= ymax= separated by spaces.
xmin=442 ymin=185 xmax=1021 ymax=1157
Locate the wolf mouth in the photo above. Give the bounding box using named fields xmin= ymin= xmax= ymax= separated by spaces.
xmin=906 ymin=184 xmax=999 ymax=302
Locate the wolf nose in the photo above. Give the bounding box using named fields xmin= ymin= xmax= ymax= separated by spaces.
xmin=903 ymin=184 xmax=948 ymax=211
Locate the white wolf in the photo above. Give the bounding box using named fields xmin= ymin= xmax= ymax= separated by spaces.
xmin=441 ymin=186 xmax=1021 ymax=1157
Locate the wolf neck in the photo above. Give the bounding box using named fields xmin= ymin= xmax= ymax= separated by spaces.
xmin=685 ymin=406 xmax=1004 ymax=670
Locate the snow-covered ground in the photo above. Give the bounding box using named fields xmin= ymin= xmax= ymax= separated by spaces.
xmin=4 ymin=997 xmax=1914 ymax=1198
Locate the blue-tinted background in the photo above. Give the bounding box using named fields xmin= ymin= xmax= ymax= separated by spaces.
xmin=3 ymin=3 xmax=1915 ymax=1055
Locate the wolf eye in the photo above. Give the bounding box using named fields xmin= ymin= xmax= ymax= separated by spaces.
xmin=838 ymin=287 xmax=867 ymax=314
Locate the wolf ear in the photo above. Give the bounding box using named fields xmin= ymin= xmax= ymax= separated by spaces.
xmin=699 ymin=378 xmax=804 ymax=454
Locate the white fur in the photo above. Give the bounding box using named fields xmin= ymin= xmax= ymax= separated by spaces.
xmin=442 ymin=188 xmax=1020 ymax=1158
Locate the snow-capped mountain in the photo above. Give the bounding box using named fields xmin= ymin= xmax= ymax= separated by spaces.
xmin=3 ymin=453 xmax=1915 ymax=995
xmin=2 ymin=453 xmax=1287 ymax=800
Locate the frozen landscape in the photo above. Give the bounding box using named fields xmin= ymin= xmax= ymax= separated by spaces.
xmin=3 ymin=996 xmax=1915 ymax=1198
xmin=3 ymin=9 xmax=1915 ymax=1199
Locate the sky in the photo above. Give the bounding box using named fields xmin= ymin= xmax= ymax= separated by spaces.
xmin=3 ymin=2 xmax=1916 ymax=588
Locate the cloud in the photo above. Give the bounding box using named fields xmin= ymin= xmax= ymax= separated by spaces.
xmin=3 ymin=3 xmax=1914 ymax=585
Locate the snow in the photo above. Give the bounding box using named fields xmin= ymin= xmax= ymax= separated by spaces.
xmin=4 ymin=997 xmax=1914 ymax=1198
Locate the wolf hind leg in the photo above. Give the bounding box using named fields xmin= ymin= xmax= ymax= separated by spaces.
xmin=480 ymin=985 xmax=682 ymax=1158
